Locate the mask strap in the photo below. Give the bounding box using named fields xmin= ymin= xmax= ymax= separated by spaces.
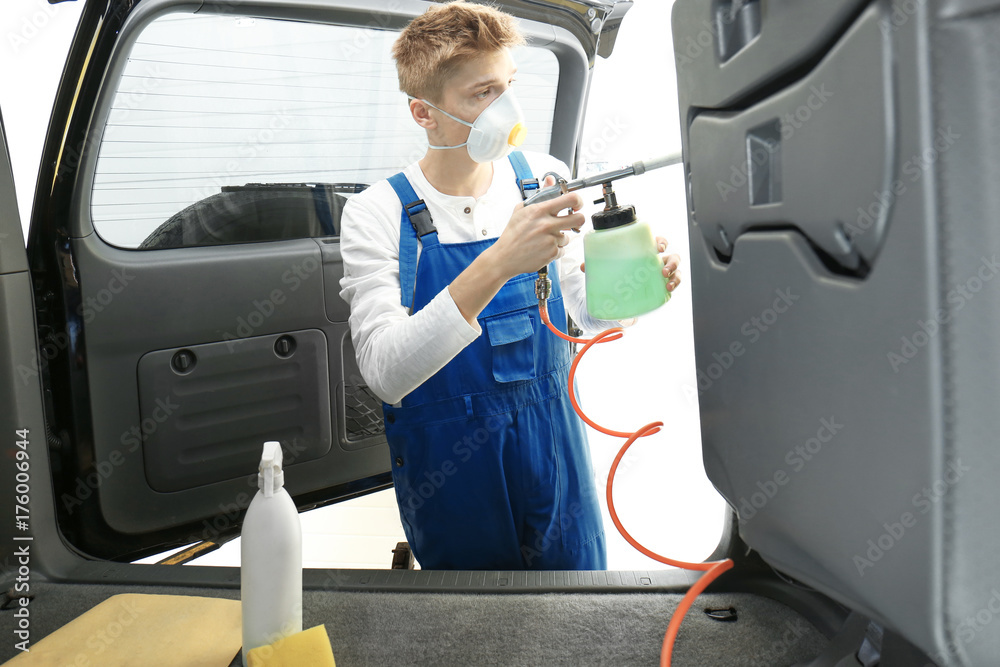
xmin=408 ymin=97 xmax=471 ymax=150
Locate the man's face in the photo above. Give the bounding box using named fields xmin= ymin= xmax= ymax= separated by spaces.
xmin=432 ymin=48 xmax=518 ymax=142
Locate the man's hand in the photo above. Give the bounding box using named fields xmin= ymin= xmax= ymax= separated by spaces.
xmin=448 ymin=176 xmax=583 ymax=326
xmin=485 ymin=175 xmax=584 ymax=281
xmin=580 ymin=236 xmax=683 ymax=293
xmin=656 ymin=237 xmax=683 ymax=293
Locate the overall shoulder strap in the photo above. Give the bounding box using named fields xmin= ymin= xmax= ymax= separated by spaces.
xmin=387 ymin=172 xmax=438 ymax=237
xmin=508 ymin=151 xmax=539 ymax=201
xmin=507 ymin=152 xmax=569 ymax=332
xmin=387 ymin=172 xmax=438 ymax=310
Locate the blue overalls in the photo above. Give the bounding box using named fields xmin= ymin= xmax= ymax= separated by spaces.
xmin=381 ymin=152 xmax=607 ymax=570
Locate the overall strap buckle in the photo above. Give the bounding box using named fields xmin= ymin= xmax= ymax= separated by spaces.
xmin=388 ymin=172 xmax=438 ymax=237
xmin=517 ymin=178 xmax=539 ymax=201
xmin=404 ymin=199 xmax=436 ymax=237
xmin=508 ymin=151 xmax=538 ymax=202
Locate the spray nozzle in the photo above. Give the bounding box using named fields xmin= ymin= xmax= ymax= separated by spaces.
xmin=529 ymin=154 xmax=680 ymax=303
xmin=522 ymin=152 xmax=682 ymax=207
xmin=258 ymin=441 xmax=285 ymax=497
xmin=599 ymin=182 xmax=618 ymax=210
xmin=590 ymin=181 xmax=638 ymax=231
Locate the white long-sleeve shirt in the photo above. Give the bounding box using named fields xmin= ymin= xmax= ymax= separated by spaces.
xmin=338 ymin=151 xmax=621 ymax=406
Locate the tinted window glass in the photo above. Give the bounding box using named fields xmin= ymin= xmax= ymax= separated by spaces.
xmin=91 ymin=13 xmax=560 ymax=249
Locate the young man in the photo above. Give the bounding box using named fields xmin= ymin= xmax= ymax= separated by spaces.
xmin=338 ymin=1 xmax=681 ymax=570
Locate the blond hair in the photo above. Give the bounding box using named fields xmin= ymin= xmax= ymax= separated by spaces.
xmin=392 ymin=1 xmax=525 ymax=102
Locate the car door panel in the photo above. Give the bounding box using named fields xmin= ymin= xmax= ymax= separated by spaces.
xmin=25 ymin=0 xmax=600 ymax=561
xmin=674 ymin=0 xmax=1000 ymax=663
xmin=66 ymin=232 xmax=389 ymax=550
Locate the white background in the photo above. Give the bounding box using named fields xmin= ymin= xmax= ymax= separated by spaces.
xmin=0 ymin=0 xmax=726 ymax=568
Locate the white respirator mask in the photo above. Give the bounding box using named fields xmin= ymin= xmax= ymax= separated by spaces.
xmin=418 ymin=88 xmax=527 ymax=163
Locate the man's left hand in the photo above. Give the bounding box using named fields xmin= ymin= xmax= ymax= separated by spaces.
xmin=657 ymin=236 xmax=682 ymax=293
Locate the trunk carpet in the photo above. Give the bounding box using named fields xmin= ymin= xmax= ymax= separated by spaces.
xmin=1 ymin=582 xmax=828 ymax=666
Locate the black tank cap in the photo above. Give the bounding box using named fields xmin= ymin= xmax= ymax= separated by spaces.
xmin=592 ymin=205 xmax=637 ymax=231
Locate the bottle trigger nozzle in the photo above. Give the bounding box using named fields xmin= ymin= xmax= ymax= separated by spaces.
xmin=258 ymin=441 xmax=284 ymax=497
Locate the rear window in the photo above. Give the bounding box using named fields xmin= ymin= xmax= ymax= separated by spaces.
xmin=91 ymin=12 xmax=560 ymax=249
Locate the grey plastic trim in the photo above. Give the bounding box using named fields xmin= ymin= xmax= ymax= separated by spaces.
xmin=674 ymin=0 xmax=1000 ymax=663
xmin=0 ymin=107 xmax=90 ymax=576
xmin=0 ymin=273 xmax=91 ymax=582
xmin=688 ymin=5 xmax=895 ymax=273
xmin=672 ymin=0 xmax=870 ymax=111
xmin=137 ymin=329 xmax=333 ymax=492
xmin=47 ymin=559 xmax=707 ymax=594
xmin=0 ymin=106 xmax=27 ymax=347
xmin=0 ymin=108 xmax=93 ymax=585
xmin=0 ymin=115 xmax=28 ymax=275
xmin=72 ymin=234 xmax=388 ymax=537
xmin=316 ymin=238 xmax=350 ymax=323
xmin=335 ymin=329 xmax=387 ymax=451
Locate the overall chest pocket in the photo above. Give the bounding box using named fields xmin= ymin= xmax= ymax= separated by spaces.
xmin=485 ymin=310 xmax=536 ymax=383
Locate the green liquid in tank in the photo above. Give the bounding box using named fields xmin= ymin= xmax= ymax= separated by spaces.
xmin=584 ymin=219 xmax=669 ymax=321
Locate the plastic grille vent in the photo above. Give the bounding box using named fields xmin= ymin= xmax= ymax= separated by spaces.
xmin=344 ymin=384 xmax=384 ymax=440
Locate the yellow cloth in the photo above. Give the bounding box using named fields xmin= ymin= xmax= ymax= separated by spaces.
xmin=246 ymin=625 xmax=335 ymax=667
xmin=3 ymin=594 xmax=241 ymax=667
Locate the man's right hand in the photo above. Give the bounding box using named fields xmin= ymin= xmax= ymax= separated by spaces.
xmin=448 ymin=176 xmax=584 ymax=327
xmin=485 ymin=175 xmax=585 ymax=280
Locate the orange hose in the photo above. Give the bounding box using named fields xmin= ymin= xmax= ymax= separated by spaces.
xmin=659 ymin=560 xmax=735 ymax=667
xmin=539 ymin=302 xmax=655 ymax=439
xmin=539 ymin=300 xmax=624 ymax=346
xmin=539 ymin=299 xmax=734 ymax=667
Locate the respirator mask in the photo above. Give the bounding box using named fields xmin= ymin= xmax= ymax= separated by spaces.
xmin=418 ymin=88 xmax=527 ymax=163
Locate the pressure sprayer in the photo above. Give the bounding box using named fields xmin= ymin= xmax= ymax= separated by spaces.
xmin=527 ymin=153 xmax=735 ymax=667
xmin=526 ymin=153 xmax=682 ymax=321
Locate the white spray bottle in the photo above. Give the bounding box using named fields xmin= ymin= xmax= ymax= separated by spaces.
xmin=241 ymin=441 xmax=302 ymax=666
